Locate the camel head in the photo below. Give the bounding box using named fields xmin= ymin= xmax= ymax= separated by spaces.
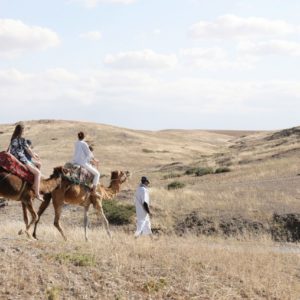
xmin=110 ymin=170 xmax=130 ymax=183
xmin=49 ymin=166 xmax=69 ymax=179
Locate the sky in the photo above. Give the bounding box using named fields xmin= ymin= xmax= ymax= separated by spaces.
xmin=0 ymin=0 xmax=299 ymax=130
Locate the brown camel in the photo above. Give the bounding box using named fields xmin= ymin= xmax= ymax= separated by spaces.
xmin=33 ymin=170 xmax=130 ymax=241
xmin=0 ymin=166 xmax=67 ymax=237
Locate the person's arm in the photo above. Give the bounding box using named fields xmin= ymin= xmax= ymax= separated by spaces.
xmin=143 ymin=202 xmax=151 ymax=215
xmin=25 ymin=146 xmax=39 ymax=160
xmin=82 ymin=142 xmax=93 ymax=161
xmin=142 ymin=189 xmax=151 ymax=216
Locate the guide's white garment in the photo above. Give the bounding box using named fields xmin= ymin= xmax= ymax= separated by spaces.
xmin=72 ymin=140 xmax=92 ymax=165
xmin=72 ymin=140 xmax=100 ymax=186
xmin=134 ymin=184 xmax=152 ymax=236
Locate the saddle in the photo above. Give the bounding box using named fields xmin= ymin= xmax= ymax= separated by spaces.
xmin=0 ymin=151 xmax=34 ymax=184
xmin=64 ymin=162 xmax=94 ymax=187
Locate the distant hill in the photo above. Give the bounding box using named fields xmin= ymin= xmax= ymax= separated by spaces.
xmin=0 ymin=120 xmax=240 ymax=176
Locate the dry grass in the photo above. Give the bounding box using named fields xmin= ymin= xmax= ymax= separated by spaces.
xmin=0 ymin=222 xmax=300 ymax=299
xmin=1 ymin=120 xmax=300 ymax=299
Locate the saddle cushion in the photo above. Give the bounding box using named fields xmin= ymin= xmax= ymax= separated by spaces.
xmin=0 ymin=151 xmax=34 ymax=184
xmin=64 ymin=162 xmax=94 ymax=187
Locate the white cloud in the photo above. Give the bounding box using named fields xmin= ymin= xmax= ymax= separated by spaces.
xmin=79 ymin=31 xmax=102 ymax=41
xmin=189 ymin=15 xmax=296 ymax=39
xmin=0 ymin=68 xmax=300 ymax=113
xmin=0 ymin=68 xmax=32 ymax=85
xmin=45 ymin=68 xmax=79 ymax=82
xmin=0 ymin=19 xmax=60 ymax=57
xmin=238 ymin=40 xmax=300 ymax=57
xmin=71 ymin=0 xmax=136 ymax=8
xmin=180 ymin=47 xmax=256 ymax=70
xmin=104 ymin=49 xmax=178 ymax=69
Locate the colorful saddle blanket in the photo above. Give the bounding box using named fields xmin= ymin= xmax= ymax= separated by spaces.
xmin=64 ymin=162 xmax=94 ymax=187
xmin=0 ymin=151 xmax=34 ymax=184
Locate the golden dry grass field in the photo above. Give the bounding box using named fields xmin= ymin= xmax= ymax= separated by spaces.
xmin=0 ymin=120 xmax=300 ymax=299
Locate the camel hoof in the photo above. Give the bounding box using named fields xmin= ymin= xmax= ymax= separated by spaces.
xmin=25 ymin=231 xmax=32 ymax=239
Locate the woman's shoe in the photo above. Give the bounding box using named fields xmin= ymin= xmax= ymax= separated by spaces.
xmin=35 ymin=194 xmax=44 ymax=202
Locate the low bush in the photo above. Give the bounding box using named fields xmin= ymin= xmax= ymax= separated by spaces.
xmin=46 ymin=287 xmax=61 ymax=300
xmin=215 ymin=167 xmax=231 ymax=174
xmin=185 ymin=168 xmax=198 ymax=175
xmin=142 ymin=148 xmax=154 ymax=153
xmin=55 ymin=253 xmax=96 ymax=267
xmin=195 ymin=167 xmax=214 ymax=177
xmin=167 ymin=181 xmax=185 ymax=190
xmin=163 ymin=173 xmax=182 ymax=180
xmin=103 ymin=200 xmax=135 ymax=225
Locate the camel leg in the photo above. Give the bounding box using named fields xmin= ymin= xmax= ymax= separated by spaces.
xmin=32 ymin=193 xmax=52 ymax=239
xmin=93 ymin=199 xmax=111 ymax=238
xmin=53 ymin=197 xmax=67 ymax=241
xmin=84 ymin=205 xmax=90 ymax=242
xmin=18 ymin=202 xmax=29 ymax=235
xmin=24 ymin=200 xmax=38 ymax=238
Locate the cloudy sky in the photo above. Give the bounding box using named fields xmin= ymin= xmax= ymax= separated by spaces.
xmin=0 ymin=0 xmax=299 ymax=130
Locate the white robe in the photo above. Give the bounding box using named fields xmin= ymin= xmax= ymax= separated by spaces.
xmin=134 ymin=184 xmax=152 ymax=236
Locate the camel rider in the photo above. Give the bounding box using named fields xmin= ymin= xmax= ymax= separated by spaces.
xmin=72 ymin=131 xmax=100 ymax=195
xmin=9 ymin=123 xmax=43 ymax=201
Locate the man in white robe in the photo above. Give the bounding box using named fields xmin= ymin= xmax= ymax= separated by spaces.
xmin=134 ymin=176 xmax=152 ymax=237
xmin=72 ymin=131 xmax=100 ymax=194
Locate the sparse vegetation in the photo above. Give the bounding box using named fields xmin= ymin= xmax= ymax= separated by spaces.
xmin=143 ymin=278 xmax=167 ymax=293
xmin=142 ymin=148 xmax=154 ymax=153
xmin=215 ymin=167 xmax=231 ymax=174
xmin=46 ymin=287 xmax=61 ymax=300
xmin=185 ymin=167 xmax=199 ymax=175
xmin=1 ymin=121 xmax=300 ymax=299
xmin=55 ymin=253 xmax=96 ymax=267
xmin=162 ymin=173 xmax=182 ymax=179
xmin=167 ymin=181 xmax=186 ymax=190
xmin=103 ymin=200 xmax=135 ymax=225
xmin=195 ymin=167 xmax=214 ymax=176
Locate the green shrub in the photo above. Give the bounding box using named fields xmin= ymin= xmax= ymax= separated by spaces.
xmin=195 ymin=167 xmax=214 ymax=177
xmin=55 ymin=253 xmax=96 ymax=267
xmin=103 ymin=200 xmax=135 ymax=225
xmin=167 ymin=181 xmax=185 ymax=190
xmin=163 ymin=173 xmax=182 ymax=180
xmin=46 ymin=287 xmax=61 ymax=300
xmin=185 ymin=168 xmax=198 ymax=175
xmin=215 ymin=167 xmax=231 ymax=174
xmin=142 ymin=148 xmax=154 ymax=153
xmin=143 ymin=278 xmax=167 ymax=293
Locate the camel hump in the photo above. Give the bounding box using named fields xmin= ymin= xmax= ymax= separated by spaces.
xmin=63 ymin=162 xmax=94 ymax=187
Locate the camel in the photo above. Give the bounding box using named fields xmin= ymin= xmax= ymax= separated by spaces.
xmin=33 ymin=170 xmax=130 ymax=241
xmin=0 ymin=166 xmax=67 ymax=237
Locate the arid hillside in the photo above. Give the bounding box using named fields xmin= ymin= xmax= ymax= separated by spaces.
xmin=0 ymin=120 xmax=236 ymax=176
xmin=1 ymin=120 xmax=300 ymax=300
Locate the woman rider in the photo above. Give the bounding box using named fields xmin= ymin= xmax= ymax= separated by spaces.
xmin=9 ymin=123 xmax=43 ymax=201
